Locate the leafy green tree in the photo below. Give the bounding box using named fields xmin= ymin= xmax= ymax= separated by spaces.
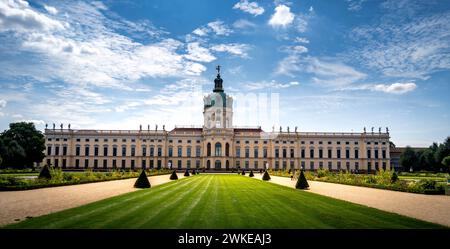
xmin=0 ymin=140 xmax=26 ymax=168
xmin=435 ymin=137 xmax=450 ymax=171
xmin=400 ymin=147 xmax=418 ymax=172
xmin=0 ymin=122 xmax=45 ymax=169
xmin=442 ymin=156 xmax=450 ymax=173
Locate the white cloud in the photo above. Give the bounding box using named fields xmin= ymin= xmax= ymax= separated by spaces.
xmin=184 ymin=42 xmax=216 ymax=62
xmin=0 ymin=1 xmax=208 ymax=91
xmin=210 ymin=43 xmax=250 ymax=58
xmin=371 ymin=82 xmax=417 ymax=94
xmin=342 ymin=82 xmax=417 ymax=94
xmin=275 ymin=56 xmax=367 ymax=87
xmin=192 ymin=27 xmax=208 ymax=36
xmin=268 ymin=5 xmax=294 ymax=28
xmin=280 ymin=45 xmax=308 ymax=54
xmin=207 ymin=21 xmax=232 ymax=36
xmin=295 ymin=16 xmax=308 ymax=33
xmin=349 ymin=9 xmax=450 ymax=79
xmin=0 ymin=0 xmax=65 ymax=32
xmin=0 ymin=99 xmax=6 ymax=108
xmin=15 ymin=119 xmax=45 ymax=125
xmin=233 ymin=0 xmax=264 ymax=16
xmin=233 ymin=19 xmax=256 ymax=29
xmin=43 ymin=4 xmax=58 ymax=15
xmin=294 ymin=37 xmax=309 ymax=44
xmin=347 ymin=0 xmax=366 ymax=11
xmin=244 ymin=80 xmax=299 ymax=90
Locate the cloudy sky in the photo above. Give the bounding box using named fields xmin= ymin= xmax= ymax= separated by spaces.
xmin=0 ymin=0 xmax=449 ymax=147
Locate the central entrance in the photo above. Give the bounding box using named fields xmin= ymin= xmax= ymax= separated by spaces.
xmin=215 ymin=160 xmax=221 ymax=169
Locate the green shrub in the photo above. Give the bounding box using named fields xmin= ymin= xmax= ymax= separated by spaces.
xmin=170 ymin=170 xmax=178 ymax=180
xmin=241 ymin=170 xmax=246 ymax=175
xmin=134 ymin=170 xmax=151 ymax=188
xmin=262 ymin=170 xmax=271 ymax=181
xmin=296 ymin=170 xmax=309 ymax=189
xmin=249 ymin=170 xmax=254 ymax=177
xmin=418 ymin=179 xmax=436 ymax=190
xmin=184 ymin=169 xmax=190 ymax=177
xmin=38 ymin=165 xmax=52 ymax=180
xmin=391 ymin=171 xmax=398 ymax=183
xmin=317 ymin=168 xmax=328 ymax=178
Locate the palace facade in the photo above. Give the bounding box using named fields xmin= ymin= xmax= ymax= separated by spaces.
xmin=44 ymin=67 xmax=391 ymax=172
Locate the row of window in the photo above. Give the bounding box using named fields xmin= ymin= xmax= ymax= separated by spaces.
xmin=46 ymin=158 xmax=387 ymax=171
xmin=47 ymin=137 xmax=387 ymax=146
xmin=47 ymin=144 xmax=388 ymax=159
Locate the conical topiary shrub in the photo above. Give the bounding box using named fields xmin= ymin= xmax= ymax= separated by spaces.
xmin=295 ymin=170 xmax=309 ymax=189
xmin=170 ymin=170 xmax=178 ymax=180
xmin=391 ymin=171 xmax=398 ymax=183
xmin=192 ymin=169 xmax=196 ymax=175
xmin=134 ymin=170 xmax=151 ymax=188
xmin=196 ymin=169 xmax=200 ymax=175
xmin=184 ymin=169 xmax=190 ymax=177
xmin=241 ymin=170 xmax=245 ymax=175
xmin=262 ymin=170 xmax=271 ymax=181
xmin=249 ymin=170 xmax=254 ymax=177
xmin=39 ymin=165 xmax=52 ymax=180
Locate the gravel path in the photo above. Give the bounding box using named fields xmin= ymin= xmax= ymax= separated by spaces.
xmin=0 ymin=173 xmax=184 ymax=226
xmin=254 ymin=174 xmax=450 ymax=227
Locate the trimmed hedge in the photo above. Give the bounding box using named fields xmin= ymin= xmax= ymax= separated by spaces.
xmin=0 ymin=169 xmax=170 ymax=191
xmin=38 ymin=165 xmax=52 ymax=180
xmin=170 ymin=170 xmax=178 ymax=180
xmin=134 ymin=170 xmax=151 ymax=188
xmin=262 ymin=171 xmax=271 ymax=181
xmin=295 ymin=170 xmax=309 ymax=189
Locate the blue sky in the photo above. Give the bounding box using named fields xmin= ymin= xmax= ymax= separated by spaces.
xmin=0 ymin=0 xmax=449 ymax=147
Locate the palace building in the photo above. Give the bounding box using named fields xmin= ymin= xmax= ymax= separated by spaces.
xmin=44 ymin=66 xmax=391 ymax=172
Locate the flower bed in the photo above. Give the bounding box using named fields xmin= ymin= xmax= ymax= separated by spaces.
xmin=0 ymin=168 xmax=171 ymax=191
xmin=269 ymin=169 xmax=446 ymax=195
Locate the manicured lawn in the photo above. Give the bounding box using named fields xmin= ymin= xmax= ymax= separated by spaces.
xmin=5 ymin=174 xmax=445 ymax=229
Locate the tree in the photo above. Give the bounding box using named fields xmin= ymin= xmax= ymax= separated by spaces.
xmin=0 ymin=122 xmax=45 ymax=169
xmin=419 ymin=148 xmax=437 ymax=171
xmin=0 ymin=140 xmax=26 ymax=168
xmin=38 ymin=164 xmax=52 ymax=179
xmin=134 ymin=170 xmax=151 ymax=188
xmin=170 ymin=170 xmax=178 ymax=180
xmin=262 ymin=170 xmax=271 ymax=181
xmin=400 ymin=147 xmax=418 ymax=172
xmin=442 ymin=156 xmax=450 ymax=173
xmin=295 ymin=170 xmax=309 ymax=189
xmin=435 ymin=137 xmax=450 ymax=171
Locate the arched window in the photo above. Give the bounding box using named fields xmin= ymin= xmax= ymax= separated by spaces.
xmin=225 ymin=143 xmax=230 ymax=157
xmin=215 ymin=142 xmax=222 ymax=156
xmin=207 ymin=143 xmax=211 ymax=157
